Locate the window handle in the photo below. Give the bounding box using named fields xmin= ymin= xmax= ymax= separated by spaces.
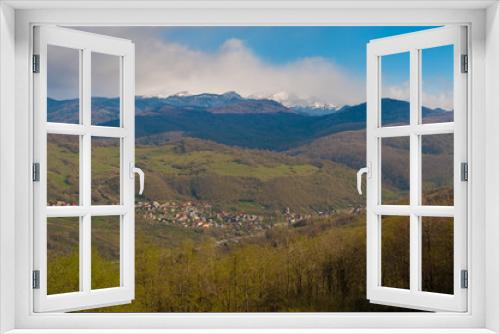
xmin=357 ymin=164 xmax=370 ymax=195
xmin=130 ymin=163 xmax=145 ymax=195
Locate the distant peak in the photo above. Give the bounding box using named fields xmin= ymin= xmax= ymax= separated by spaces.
xmin=173 ymin=91 xmax=191 ymax=97
xmin=222 ymin=91 xmax=242 ymax=99
xmin=310 ymin=102 xmax=337 ymax=109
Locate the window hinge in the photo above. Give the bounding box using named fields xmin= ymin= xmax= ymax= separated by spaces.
xmin=32 ymin=54 xmax=40 ymax=73
xmin=32 ymin=270 xmax=40 ymax=289
xmin=461 ymin=54 xmax=468 ymax=73
xmin=461 ymin=162 xmax=468 ymax=182
xmin=33 ymin=162 xmax=40 ymax=182
xmin=461 ymin=269 xmax=468 ymax=289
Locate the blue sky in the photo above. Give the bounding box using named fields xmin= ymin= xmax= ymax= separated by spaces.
xmin=53 ymin=26 xmax=453 ymax=109
xmin=158 ymin=26 xmax=434 ymax=78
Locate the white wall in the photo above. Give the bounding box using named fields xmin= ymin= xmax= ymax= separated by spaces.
xmin=0 ymin=2 xmax=16 ymax=333
xmin=485 ymin=2 xmax=500 ymax=333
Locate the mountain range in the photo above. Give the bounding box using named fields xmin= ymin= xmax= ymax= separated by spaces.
xmin=48 ymin=92 xmax=452 ymax=151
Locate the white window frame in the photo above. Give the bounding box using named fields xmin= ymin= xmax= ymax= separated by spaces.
xmin=32 ymin=26 xmax=136 ymax=312
xmin=0 ymin=1 xmax=499 ymax=333
xmin=365 ymin=26 xmax=468 ymax=312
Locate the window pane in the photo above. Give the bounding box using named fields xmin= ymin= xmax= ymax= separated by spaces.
xmin=381 ymin=137 xmax=410 ymax=205
xmin=92 ymin=216 xmax=121 ymax=290
xmin=47 ymin=45 xmax=80 ymax=124
xmin=47 ymin=134 xmax=80 ymax=206
xmin=421 ymin=134 xmax=454 ymax=206
xmin=381 ymin=215 xmax=410 ymax=289
xmin=91 ymin=52 xmax=121 ymax=126
xmin=381 ymin=52 xmax=410 ymax=126
xmin=92 ymin=137 xmax=121 ymax=205
xmin=421 ymin=45 xmax=454 ymax=124
xmin=421 ymin=217 xmax=454 ymax=294
xmin=47 ymin=217 xmax=80 ymax=295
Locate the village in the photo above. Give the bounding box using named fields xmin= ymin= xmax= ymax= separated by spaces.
xmin=47 ymin=199 xmax=359 ymax=237
xmin=135 ymin=200 xmax=343 ymax=234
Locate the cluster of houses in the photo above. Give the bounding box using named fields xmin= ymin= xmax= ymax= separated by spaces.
xmin=135 ymin=200 xmax=357 ymax=237
xmin=135 ymin=201 xmax=348 ymax=234
xmin=47 ymin=199 xmax=355 ymax=235
xmin=282 ymin=207 xmax=311 ymax=225
xmin=136 ymin=200 xmax=269 ymax=232
xmin=47 ymin=200 xmax=78 ymax=206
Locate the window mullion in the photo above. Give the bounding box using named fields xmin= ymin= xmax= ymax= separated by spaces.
xmin=81 ymin=48 xmax=92 ymax=293
xmin=409 ymin=48 xmax=421 ymax=292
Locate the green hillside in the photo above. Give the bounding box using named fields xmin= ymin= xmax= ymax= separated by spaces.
xmin=48 ymin=130 xmax=452 ymax=212
xmin=137 ymin=138 xmax=365 ymax=213
xmin=48 ymin=135 xmax=366 ymax=213
xmin=289 ymin=129 xmax=453 ymax=205
xmin=45 ymin=130 xmax=454 ymax=312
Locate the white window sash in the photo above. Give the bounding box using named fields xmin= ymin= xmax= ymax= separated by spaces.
xmin=366 ymin=25 xmax=468 ymax=312
xmin=32 ymin=26 xmax=136 ymax=313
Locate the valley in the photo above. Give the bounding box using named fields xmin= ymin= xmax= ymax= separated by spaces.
xmin=45 ymin=93 xmax=454 ymax=312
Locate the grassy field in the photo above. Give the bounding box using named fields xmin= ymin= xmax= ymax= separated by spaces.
xmin=139 ymin=145 xmax=318 ymax=181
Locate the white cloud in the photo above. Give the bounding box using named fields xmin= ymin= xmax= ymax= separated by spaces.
xmin=135 ymin=35 xmax=365 ymax=107
xmin=382 ymin=81 xmax=410 ymax=102
xmin=50 ymin=27 xmax=364 ymax=107
xmin=422 ymin=91 xmax=453 ymax=110
xmin=49 ymin=27 xmax=453 ymax=110
xmin=383 ymin=81 xmax=453 ymax=111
